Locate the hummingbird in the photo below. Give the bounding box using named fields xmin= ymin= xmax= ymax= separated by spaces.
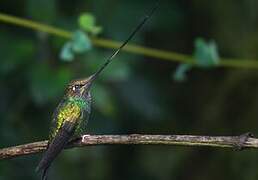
xmin=36 ymin=3 xmax=158 ymax=180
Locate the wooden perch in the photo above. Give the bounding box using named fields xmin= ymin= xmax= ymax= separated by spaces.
xmin=1 ymin=134 xmax=258 ymax=160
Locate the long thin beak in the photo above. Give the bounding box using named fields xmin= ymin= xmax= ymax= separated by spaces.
xmin=81 ymin=75 xmax=95 ymax=90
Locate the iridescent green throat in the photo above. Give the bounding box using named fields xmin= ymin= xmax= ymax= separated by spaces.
xmin=68 ymin=97 xmax=88 ymax=109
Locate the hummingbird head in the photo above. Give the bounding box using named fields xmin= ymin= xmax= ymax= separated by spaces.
xmin=65 ymin=75 xmax=94 ymax=99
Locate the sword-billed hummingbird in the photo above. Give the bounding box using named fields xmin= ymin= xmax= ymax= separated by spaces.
xmin=36 ymin=3 xmax=158 ymax=180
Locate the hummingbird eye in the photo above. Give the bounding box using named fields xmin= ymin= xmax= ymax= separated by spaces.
xmin=72 ymin=85 xmax=82 ymax=91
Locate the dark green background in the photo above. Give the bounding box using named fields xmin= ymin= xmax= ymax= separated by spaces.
xmin=1 ymin=0 xmax=258 ymax=180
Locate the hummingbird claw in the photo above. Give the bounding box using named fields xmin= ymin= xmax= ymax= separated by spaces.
xmin=82 ymin=134 xmax=91 ymax=142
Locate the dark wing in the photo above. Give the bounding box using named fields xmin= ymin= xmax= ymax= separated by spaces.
xmin=48 ymin=99 xmax=66 ymax=143
xmin=37 ymin=100 xmax=82 ymax=180
xmin=36 ymin=116 xmax=79 ymax=180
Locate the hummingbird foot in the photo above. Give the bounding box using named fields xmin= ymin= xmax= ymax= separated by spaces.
xmin=66 ymin=135 xmax=91 ymax=147
xmin=233 ymin=132 xmax=253 ymax=151
xmin=82 ymin=134 xmax=91 ymax=142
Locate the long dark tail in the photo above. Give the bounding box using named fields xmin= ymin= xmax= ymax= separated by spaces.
xmin=36 ymin=122 xmax=75 ymax=180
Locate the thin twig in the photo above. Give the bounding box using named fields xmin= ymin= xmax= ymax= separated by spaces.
xmin=0 ymin=134 xmax=258 ymax=160
xmin=1 ymin=12 xmax=258 ymax=69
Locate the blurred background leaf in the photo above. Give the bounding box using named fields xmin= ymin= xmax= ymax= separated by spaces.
xmin=60 ymin=30 xmax=92 ymax=61
xmin=79 ymin=13 xmax=102 ymax=35
xmin=194 ymin=38 xmax=220 ymax=67
xmin=173 ymin=64 xmax=192 ymax=82
xmin=60 ymin=42 xmax=74 ymax=61
xmin=173 ymin=38 xmax=220 ymax=82
xmin=71 ymin=30 xmax=91 ymax=53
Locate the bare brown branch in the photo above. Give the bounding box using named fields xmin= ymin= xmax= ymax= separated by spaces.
xmin=1 ymin=134 xmax=258 ymax=160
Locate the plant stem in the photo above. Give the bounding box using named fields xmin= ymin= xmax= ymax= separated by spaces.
xmin=0 ymin=12 xmax=258 ymax=69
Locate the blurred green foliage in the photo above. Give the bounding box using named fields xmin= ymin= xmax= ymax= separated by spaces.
xmin=60 ymin=30 xmax=92 ymax=61
xmin=1 ymin=0 xmax=258 ymax=180
xmin=60 ymin=12 xmax=101 ymax=61
xmin=173 ymin=64 xmax=192 ymax=82
xmin=194 ymin=38 xmax=220 ymax=67
xmin=173 ymin=38 xmax=220 ymax=81
xmin=79 ymin=13 xmax=102 ymax=35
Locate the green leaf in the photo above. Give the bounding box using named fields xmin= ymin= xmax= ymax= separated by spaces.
xmin=71 ymin=30 xmax=92 ymax=53
xmin=79 ymin=13 xmax=102 ymax=35
xmin=60 ymin=42 xmax=74 ymax=61
xmin=173 ymin=64 xmax=192 ymax=82
xmin=59 ymin=30 xmax=92 ymax=61
xmin=194 ymin=38 xmax=220 ymax=68
xmin=173 ymin=38 xmax=219 ymax=82
xmin=79 ymin=13 xmax=95 ymax=30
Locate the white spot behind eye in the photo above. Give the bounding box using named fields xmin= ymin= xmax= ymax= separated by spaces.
xmin=72 ymin=86 xmax=76 ymax=91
